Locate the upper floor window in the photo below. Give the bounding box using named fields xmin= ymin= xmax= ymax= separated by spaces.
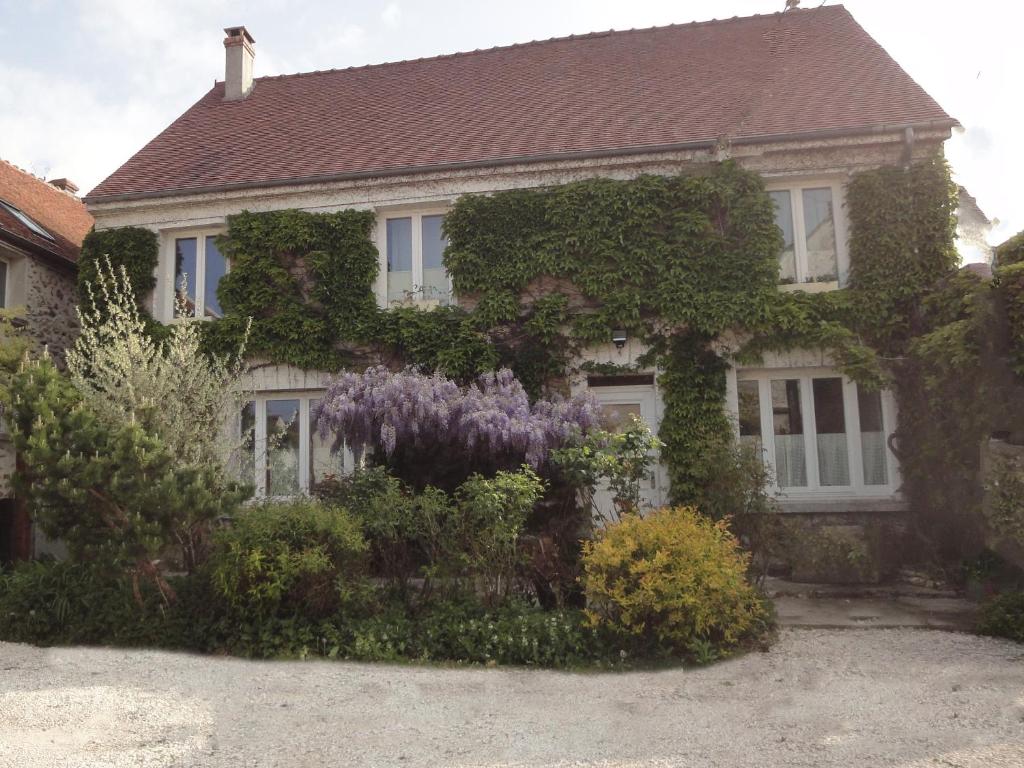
xmin=768 ymin=183 xmax=843 ymax=286
xmin=173 ymin=233 xmax=227 ymax=319
xmin=384 ymin=212 xmax=450 ymax=305
xmin=737 ymin=369 xmax=897 ymax=496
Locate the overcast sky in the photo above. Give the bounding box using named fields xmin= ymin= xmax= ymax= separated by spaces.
xmin=1 ymin=0 xmax=1020 ymax=247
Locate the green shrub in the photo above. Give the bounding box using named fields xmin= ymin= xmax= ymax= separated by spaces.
xmin=0 ymin=560 xmax=212 ymax=649
xmin=455 ymin=468 xmax=544 ymax=604
xmin=208 ymin=499 xmax=369 ymax=622
xmin=977 ymin=591 xmax=1024 ymax=643
xmin=337 ymin=598 xmax=601 ymax=667
xmin=581 ymin=506 xmax=769 ymax=660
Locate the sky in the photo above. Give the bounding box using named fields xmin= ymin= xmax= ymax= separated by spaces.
xmin=0 ymin=0 xmax=1021 ymax=249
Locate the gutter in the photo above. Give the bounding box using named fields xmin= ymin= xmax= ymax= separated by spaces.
xmin=84 ymin=118 xmax=959 ymax=206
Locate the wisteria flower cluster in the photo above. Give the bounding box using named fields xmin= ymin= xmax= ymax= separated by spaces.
xmin=314 ymin=367 xmax=601 ymax=469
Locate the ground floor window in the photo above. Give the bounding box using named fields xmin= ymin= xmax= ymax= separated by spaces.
xmin=240 ymin=393 xmax=356 ymax=497
xmin=736 ymin=369 xmax=897 ymax=496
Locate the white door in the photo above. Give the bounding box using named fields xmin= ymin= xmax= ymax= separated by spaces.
xmin=587 ymin=384 xmax=665 ymax=520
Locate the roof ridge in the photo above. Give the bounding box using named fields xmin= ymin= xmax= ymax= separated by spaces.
xmin=0 ymin=157 xmax=83 ymax=201
xmin=248 ymin=5 xmax=845 ymax=84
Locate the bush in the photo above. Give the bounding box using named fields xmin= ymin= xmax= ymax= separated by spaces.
xmin=581 ymin=507 xmax=769 ymax=660
xmin=347 ymin=599 xmax=600 ymax=667
xmin=208 ymin=499 xmax=369 ymax=622
xmin=977 ymin=591 xmax=1024 ymax=642
xmin=0 ymin=560 xmax=212 ymax=649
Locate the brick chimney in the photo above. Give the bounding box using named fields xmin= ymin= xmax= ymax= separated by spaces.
xmin=48 ymin=178 xmax=79 ymax=194
xmin=223 ymin=26 xmax=255 ymax=101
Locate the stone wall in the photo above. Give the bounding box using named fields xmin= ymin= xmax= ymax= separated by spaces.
xmin=24 ymin=256 xmax=78 ymax=365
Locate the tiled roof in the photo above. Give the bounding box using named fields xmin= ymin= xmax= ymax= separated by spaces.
xmin=0 ymin=160 xmax=92 ymax=264
xmin=87 ymin=5 xmax=954 ymax=202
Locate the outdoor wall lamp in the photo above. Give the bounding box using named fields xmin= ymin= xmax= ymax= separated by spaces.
xmin=612 ymin=328 xmax=628 ymax=350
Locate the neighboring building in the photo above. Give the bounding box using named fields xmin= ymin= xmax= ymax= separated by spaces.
xmin=85 ymin=8 xmax=955 ymax=522
xmin=0 ymin=160 xmax=90 ymax=564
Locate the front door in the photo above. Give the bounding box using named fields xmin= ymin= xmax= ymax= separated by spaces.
xmin=587 ymin=383 xmax=665 ymax=520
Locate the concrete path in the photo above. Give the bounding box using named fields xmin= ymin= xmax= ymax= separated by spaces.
xmin=768 ymin=579 xmax=980 ymax=631
xmin=2 ymin=629 xmax=1023 ymax=768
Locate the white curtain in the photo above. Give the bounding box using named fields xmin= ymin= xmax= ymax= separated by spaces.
xmin=860 ymin=431 xmax=888 ymax=485
xmin=774 ymin=434 xmax=807 ymax=488
xmin=816 ymin=433 xmax=850 ymax=486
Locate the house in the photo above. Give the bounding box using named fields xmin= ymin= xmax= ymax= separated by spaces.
xmin=84 ymin=8 xmax=956 ymax=540
xmin=0 ymin=160 xmax=90 ymax=564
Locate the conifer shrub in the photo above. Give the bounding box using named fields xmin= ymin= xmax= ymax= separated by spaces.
xmin=581 ymin=506 xmax=768 ymax=660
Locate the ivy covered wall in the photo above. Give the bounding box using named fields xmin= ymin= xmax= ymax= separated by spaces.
xmin=78 ymin=154 xmax=1018 ymax=567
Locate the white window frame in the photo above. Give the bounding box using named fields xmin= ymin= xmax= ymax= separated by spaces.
xmin=765 ymin=179 xmax=849 ymax=289
xmin=376 ymin=207 xmax=452 ymax=307
xmin=736 ymin=367 xmax=899 ymax=500
xmin=243 ymin=391 xmax=357 ymax=498
xmin=160 ymin=228 xmax=228 ymax=322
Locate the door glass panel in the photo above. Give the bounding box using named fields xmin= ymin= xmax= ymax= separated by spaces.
xmin=802 ymin=188 xmax=838 ymax=283
xmin=174 ymin=237 xmax=197 ymax=317
xmin=310 ymin=398 xmax=345 ymax=489
xmin=771 ymin=379 xmax=807 ymax=487
xmin=386 ymin=217 xmax=413 ymax=303
xmin=204 ymin=235 xmax=227 ymax=318
xmin=421 ymin=214 xmax=449 ymax=304
xmin=266 ymin=399 xmax=300 ymax=496
xmin=600 ymin=402 xmax=642 ymax=433
xmin=240 ymin=401 xmax=255 ymax=489
xmin=770 ymin=191 xmax=797 ymax=284
xmin=858 ymin=387 xmax=888 ymax=485
xmin=812 ymin=377 xmax=850 ymax=486
xmin=737 ymin=380 xmax=762 ymax=455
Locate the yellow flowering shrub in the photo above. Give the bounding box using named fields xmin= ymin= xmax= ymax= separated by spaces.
xmin=581 ymin=506 xmax=768 ymax=659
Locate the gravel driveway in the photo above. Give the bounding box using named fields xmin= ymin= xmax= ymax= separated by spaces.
xmin=1 ymin=628 xmax=1023 ymax=768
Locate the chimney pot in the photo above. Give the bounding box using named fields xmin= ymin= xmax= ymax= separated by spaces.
xmin=223 ymin=26 xmax=255 ymax=101
xmin=48 ymin=178 xmax=79 ymax=195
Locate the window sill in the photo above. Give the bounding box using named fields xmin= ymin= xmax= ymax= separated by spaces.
xmin=778 ymin=280 xmax=840 ymax=294
xmin=775 ymin=496 xmax=908 ymax=515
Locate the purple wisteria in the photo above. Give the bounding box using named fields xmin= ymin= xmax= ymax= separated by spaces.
xmin=314 ymin=367 xmax=601 ymax=469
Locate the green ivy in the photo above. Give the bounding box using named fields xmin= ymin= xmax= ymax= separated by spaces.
xmin=82 ymin=156 xmax=1020 ymax=570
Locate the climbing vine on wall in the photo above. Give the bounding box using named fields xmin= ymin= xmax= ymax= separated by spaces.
xmin=84 ymin=154 xmax=1020 ymax=568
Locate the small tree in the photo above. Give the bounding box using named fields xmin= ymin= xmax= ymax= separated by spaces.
xmin=8 ymin=258 xmax=252 ymax=596
xmin=64 ymin=258 xmax=252 ymax=567
xmin=8 ymin=355 xmax=247 ymax=602
xmin=550 ymin=414 xmax=664 ymax=522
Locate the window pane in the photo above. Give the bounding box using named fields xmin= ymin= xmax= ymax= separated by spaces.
xmin=174 ymin=238 xmax=197 ymax=317
xmin=858 ymin=387 xmax=888 ymax=486
xmin=240 ymin=401 xmax=255 ymax=489
xmin=812 ymin=377 xmax=850 ymax=486
xmin=737 ymin=380 xmax=763 ymax=457
xmin=0 ymin=261 xmax=7 ymax=309
xmin=421 ymin=214 xmax=449 ymax=303
xmin=770 ymin=191 xmax=797 ymax=284
xmin=310 ymin=398 xmax=345 ymax=488
xmin=204 ymin=236 xmax=227 ymax=318
xmin=386 ymin=218 xmax=413 ymax=303
xmin=600 ymin=403 xmax=642 ymax=433
xmin=802 ymin=188 xmax=838 ymax=283
xmin=266 ymin=399 xmax=300 ymax=496
xmin=771 ymin=379 xmax=806 ymax=487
